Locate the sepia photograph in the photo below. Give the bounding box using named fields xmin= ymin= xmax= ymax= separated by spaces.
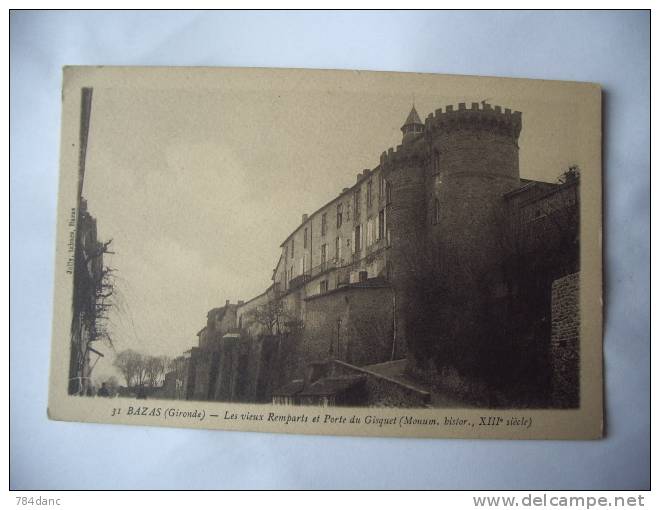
xmin=12 ymin=8 xmax=651 ymax=492
xmin=48 ymin=66 xmax=602 ymax=439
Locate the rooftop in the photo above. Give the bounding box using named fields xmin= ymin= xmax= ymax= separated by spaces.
xmin=298 ymin=375 xmax=365 ymax=397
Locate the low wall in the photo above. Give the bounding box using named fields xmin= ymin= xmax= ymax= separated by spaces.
xmin=329 ymin=360 xmax=430 ymax=408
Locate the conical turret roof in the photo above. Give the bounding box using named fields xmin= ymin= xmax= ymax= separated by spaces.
xmin=402 ymin=105 xmax=423 ymax=127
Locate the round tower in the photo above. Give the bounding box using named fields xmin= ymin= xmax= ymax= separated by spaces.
xmin=383 ymin=102 xmax=522 ymax=373
xmin=380 ymin=130 xmax=428 ymax=362
xmin=426 ymin=102 xmax=522 ymax=295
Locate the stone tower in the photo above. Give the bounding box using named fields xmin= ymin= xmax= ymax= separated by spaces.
xmin=380 ymin=106 xmax=429 ymax=361
xmin=425 ymin=102 xmax=522 ymax=295
xmin=383 ymin=102 xmax=522 ymax=371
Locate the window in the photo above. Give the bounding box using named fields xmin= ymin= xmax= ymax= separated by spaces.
xmin=367 ymin=218 xmax=373 ymax=247
xmin=321 ymin=243 xmax=327 ymax=266
xmin=378 ymin=209 xmax=385 ymax=239
xmin=367 ymin=179 xmax=373 ymax=208
xmin=336 ymin=203 xmax=343 ymax=228
xmin=386 ymin=181 xmax=392 ymax=204
xmin=433 ymin=198 xmax=440 ymax=224
xmin=354 ymin=225 xmax=361 ymax=252
xmin=291 ymin=239 xmax=294 ymax=258
xmin=433 ymin=149 xmax=440 ymax=174
xmin=379 ymin=174 xmax=384 ymax=200
xmin=346 ymin=201 xmax=351 ymax=221
xmin=354 ymin=190 xmax=361 ymax=220
xmin=335 ymin=237 xmax=340 ymax=261
xmin=320 ymin=280 xmax=328 ymax=294
xmin=304 ymin=228 xmax=308 ymax=248
xmin=321 ymin=213 xmax=327 ymax=236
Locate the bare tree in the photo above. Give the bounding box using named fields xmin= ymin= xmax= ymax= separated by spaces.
xmin=69 ymin=236 xmax=117 ymax=395
xmin=244 ymin=295 xmax=304 ymax=390
xmin=246 ymin=296 xmax=300 ymax=337
xmin=113 ymin=349 xmax=147 ymax=387
xmin=144 ymin=355 xmax=170 ymax=387
xmin=249 ymin=300 xmax=279 ymax=335
xmin=92 ymin=262 xmax=117 ymax=350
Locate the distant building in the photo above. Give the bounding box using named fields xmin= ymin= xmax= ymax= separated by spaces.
xmin=165 ymin=102 xmax=580 ymax=408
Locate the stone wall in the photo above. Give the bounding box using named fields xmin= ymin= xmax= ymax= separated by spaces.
xmin=185 ymin=333 xmax=285 ymax=404
xmin=188 ymin=346 xmax=217 ymax=401
xmin=550 ymin=272 xmax=580 ymax=408
xmin=185 ymin=282 xmax=395 ymax=404
xmin=301 ymin=284 xmax=395 ymax=375
xmin=159 ymin=371 xmax=178 ymax=399
xmin=511 ymin=179 xmax=580 ymax=277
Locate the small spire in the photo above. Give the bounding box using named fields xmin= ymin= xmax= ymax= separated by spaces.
xmin=401 ymin=104 xmax=424 ymax=144
xmin=403 ymin=105 xmax=422 ymax=127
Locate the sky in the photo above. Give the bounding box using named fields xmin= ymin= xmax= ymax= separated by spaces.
xmin=79 ymin=69 xmax=583 ymax=382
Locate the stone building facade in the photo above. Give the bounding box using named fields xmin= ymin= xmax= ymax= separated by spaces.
xmin=164 ymin=102 xmax=581 ymax=408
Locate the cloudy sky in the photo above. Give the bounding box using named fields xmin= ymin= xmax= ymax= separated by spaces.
xmin=79 ymin=69 xmax=583 ymax=381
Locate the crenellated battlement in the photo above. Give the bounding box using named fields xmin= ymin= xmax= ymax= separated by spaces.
xmin=424 ymin=102 xmax=522 ymax=139
xmin=380 ymin=142 xmax=424 ymax=166
xmin=379 ymin=102 xmax=521 ymax=167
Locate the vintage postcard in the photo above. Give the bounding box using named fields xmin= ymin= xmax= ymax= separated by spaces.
xmin=48 ymin=67 xmax=602 ymax=439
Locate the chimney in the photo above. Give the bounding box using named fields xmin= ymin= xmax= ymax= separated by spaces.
xmin=302 ymin=213 xmax=308 ymax=223
xmin=362 ymin=169 xmax=370 ymax=176
xmin=342 ymin=187 xmax=349 ymax=194
xmin=225 ymin=299 xmax=230 ymax=306
xmin=238 ymin=300 xmax=244 ymax=306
